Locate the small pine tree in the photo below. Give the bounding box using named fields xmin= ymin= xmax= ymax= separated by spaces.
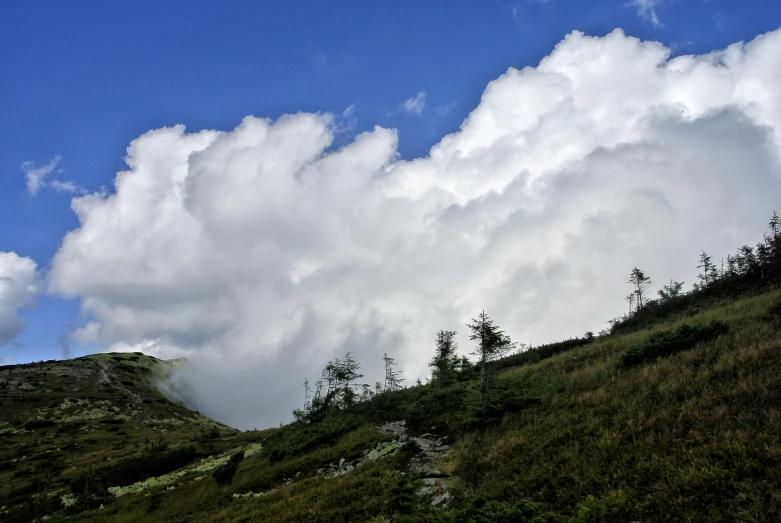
xmin=383 ymin=353 xmax=404 ymax=391
xmin=628 ymin=267 xmax=652 ymax=310
xmin=697 ymin=251 xmax=717 ymax=288
xmin=429 ymin=330 xmax=458 ymax=388
xmin=468 ymin=311 xmax=515 ymax=398
xmin=657 ymin=279 xmax=684 ymax=300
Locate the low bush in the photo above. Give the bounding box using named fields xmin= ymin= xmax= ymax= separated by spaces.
xmin=213 ymin=450 xmax=244 ymax=487
xmin=23 ymin=419 xmax=56 ymax=430
xmin=620 ymin=320 xmax=729 ymax=368
xmin=70 ymin=445 xmax=200 ymax=494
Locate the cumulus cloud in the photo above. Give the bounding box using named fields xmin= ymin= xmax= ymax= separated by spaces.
xmin=49 ymin=28 xmax=781 ymax=429
xmin=629 ymin=0 xmax=663 ymax=27
xmin=0 ymin=252 xmax=40 ymax=348
xmin=400 ymin=91 xmax=427 ymax=115
xmin=22 ymin=155 xmax=84 ymax=196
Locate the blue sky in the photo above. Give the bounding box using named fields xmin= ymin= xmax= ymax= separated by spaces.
xmin=1 ymin=0 xmax=780 ymax=370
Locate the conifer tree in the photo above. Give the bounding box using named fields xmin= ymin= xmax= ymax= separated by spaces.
xmin=383 ymin=353 xmax=404 ymax=391
xmin=697 ymin=251 xmax=717 ymax=288
xmin=429 ymin=330 xmax=458 ymax=388
xmin=628 ymin=267 xmax=652 ymax=310
xmin=657 ymin=279 xmax=684 ymax=301
xmin=769 ymin=210 xmax=781 ymax=271
xmin=468 ymin=311 xmax=515 ymax=397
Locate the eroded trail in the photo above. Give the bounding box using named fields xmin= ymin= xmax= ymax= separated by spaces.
xmin=96 ymin=361 xmax=144 ymax=417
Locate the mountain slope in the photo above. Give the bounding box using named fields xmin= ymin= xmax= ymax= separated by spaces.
xmin=0 ymin=352 xmax=250 ymax=522
xmin=3 ymin=291 xmax=781 ymax=522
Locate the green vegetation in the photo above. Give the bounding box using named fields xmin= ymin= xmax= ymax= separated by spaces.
xmin=620 ymin=320 xmax=729 ymax=368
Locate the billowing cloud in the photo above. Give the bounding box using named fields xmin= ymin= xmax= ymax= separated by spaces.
xmin=49 ymin=28 xmax=781 ymax=429
xmin=0 ymin=252 xmax=40 ymax=348
xmin=400 ymin=91 xmax=427 ymax=115
xmin=22 ymin=155 xmax=83 ymax=196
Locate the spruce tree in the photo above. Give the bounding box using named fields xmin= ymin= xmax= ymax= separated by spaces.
xmin=429 ymin=330 xmax=458 ymax=388
xmin=657 ymin=279 xmax=684 ymax=301
xmin=696 ymin=251 xmax=717 ymax=288
xmin=467 ymin=311 xmax=515 ymax=398
xmin=383 ymin=353 xmax=404 ymax=391
xmin=628 ymin=267 xmax=652 ymax=310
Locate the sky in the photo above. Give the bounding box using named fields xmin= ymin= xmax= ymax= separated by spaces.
xmin=2 ymin=1 xmax=781 ymax=429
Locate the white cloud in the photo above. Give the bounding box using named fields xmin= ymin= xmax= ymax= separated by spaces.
xmin=433 ymin=102 xmax=457 ymax=116
xmin=23 ymin=155 xmax=62 ymax=195
xmin=0 ymin=252 xmax=40 ymax=348
xmin=22 ymin=155 xmax=84 ymax=196
xmin=49 ymin=28 xmax=781 ymax=429
xmin=629 ymin=0 xmax=663 ymax=27
xmin=400 ymin=91 xmax=427 ymax=115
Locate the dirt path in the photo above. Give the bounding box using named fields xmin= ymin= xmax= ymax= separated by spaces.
xmin=97 ymin=361 xmax=144 ymax=417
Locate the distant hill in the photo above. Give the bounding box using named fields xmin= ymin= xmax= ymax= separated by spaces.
xmin=0 ymin=352 xmax=263 ymax=522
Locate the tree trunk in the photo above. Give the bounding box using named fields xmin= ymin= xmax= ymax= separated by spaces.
xmin=480 ymin=355 xmax=486 ymax=400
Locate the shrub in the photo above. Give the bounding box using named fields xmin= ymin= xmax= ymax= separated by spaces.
xmin=432 ymin=498 xmax=560 ymax=523
xmin=767 ymin=295 xmax=781 ymax=322
xmin=213 ymin=450 xmax=244 ymax=487
xmin=620 ymin=320 xmax=729 ymax=368
xmin=70 ymin=445 xmax=199 ymax=493
xmin=406 ymin=384 xmax=470 ymax=435
xmin=23 ymin=419 xmax=56 ymax=430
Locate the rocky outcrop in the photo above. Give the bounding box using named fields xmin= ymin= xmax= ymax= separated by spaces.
xmin=289 ymin=421 xmax=453 ymax=506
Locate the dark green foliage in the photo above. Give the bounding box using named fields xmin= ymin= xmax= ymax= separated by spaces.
xmin=570 ymin=489 xmax=638 ymax=523
xmin=432 ymin=498 xmax=561 ymax=523
xmin=264 ymin=414 xmax=363 ymax=462
xmin=23 ymin=418 xmax=56 ymax=430
xmin=146 ymin=490 xmax=165 ymax=514
xmin=382 ymin=470 xmax=419 ymax=521
xmin=767 ymin=295 xmax=781 ymax=322
xmin=468 ymin=311 xmax=515 ymax=395
xmin=407 ymin=370 xmax=559 ymax=435
xmin=213 ymin=450 xmax=244 ymax=487
xmin=70 ymin=445 xmax=199 ymax=493
xmin=492 ymin=335 xmax=594 ymax=372
xmin=430 ymin=330 xmax=458 ymax=388
xmin=406 ymin=383 xmax=470 ymax=434
xmin=620 ymin=320 xmax=729 ymax=368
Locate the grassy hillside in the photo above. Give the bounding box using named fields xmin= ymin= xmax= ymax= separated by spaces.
xmin=0 ymin=352 xmax=259 ymax=522
xmin=8 ymin=289 xmax=776 ymax=522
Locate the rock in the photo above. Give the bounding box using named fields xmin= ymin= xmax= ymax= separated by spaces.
xmin=368 ymin=449 xmax=378 ymax=460
xmin=422 ymin=469 xmax=448 ymax=478
xmin=432 ymin=491 xmax=451 ymax=506
xmin=339 ymin=457 xmax=345 ymax=467
xmin=415 ymin=438 xmax=436 ymax=450
xmin=417 ymin=486 xmax=432 ymax=496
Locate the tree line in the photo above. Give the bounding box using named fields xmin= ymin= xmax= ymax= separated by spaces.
xmin=292 ymin=209 xmax=781 ymax=422
xmin=293 ymin=311 xmax=523 ymax=422
xmin=612 ymin=210 xmax=781 ymax=333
